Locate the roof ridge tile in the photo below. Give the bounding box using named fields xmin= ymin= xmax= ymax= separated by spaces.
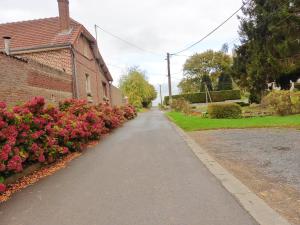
xmin=0 ymin=17 xmax=59 ymax=26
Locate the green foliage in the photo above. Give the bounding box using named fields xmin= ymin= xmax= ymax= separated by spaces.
xmin=262 ymin=90 xmax=300 ymax=115
xmin=178 ymin=50 xmax=232 ymax=93
xmin=164 ymin=90 xmax=241 ymax=105
xmin=232 ymin=0 xmax=300 ymax=98
xmin=217 ymin=72 xmax=233 ymax=90
xmin=295 ymin=83 xmax=300 ymax=91
xmin=235 ymin=102 xmax=250 ymax=107
xmin=166 ymin=111 xmax=300 ymax=131
xmin=158 ymin=103 xmax=168 ymax=111
xmin=119 ymin=67 xmax=157 ymax=108
xmin=178 ymin=77 xmax=201 ymax=93
xmin=200 ymin=74 xmax=213 ymax=91
xmin=170 ymin=98 xmax=191 ymax=114
xmin=207 ymin=103 xmax=242 ymax=119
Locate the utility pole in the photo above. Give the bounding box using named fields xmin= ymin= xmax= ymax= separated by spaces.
xmin=167 ymin=52 xmax=172 ymax=105
xmin=159 ymin=84 xmax=163 ymax=105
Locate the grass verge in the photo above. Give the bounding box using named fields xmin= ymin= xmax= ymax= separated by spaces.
xmin=166 ymin=111 xmax=300 ymax=131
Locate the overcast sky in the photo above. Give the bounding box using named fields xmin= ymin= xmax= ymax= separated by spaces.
xmin=0 ymin=0 xmax=244 ymax=105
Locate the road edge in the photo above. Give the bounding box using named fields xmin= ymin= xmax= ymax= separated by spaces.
xmin=168 ymin=117 xmax=291 ymax=225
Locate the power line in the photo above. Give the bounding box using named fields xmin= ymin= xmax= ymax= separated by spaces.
xmin=171 ymin=0 xmax=252 ymax=55
xmin=95 ymin=24 xmax=163 ymax=57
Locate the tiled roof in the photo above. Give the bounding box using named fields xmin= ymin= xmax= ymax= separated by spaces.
xmin=0 ymin=17 xmax=113 ymax=81
xmin=0 ymin=17 xmax=82 ymax=51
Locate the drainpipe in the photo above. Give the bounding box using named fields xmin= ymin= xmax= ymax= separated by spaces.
xmin=70 ymin=45 xmax=79 ymax=99
xmin=109 ymin=81 xmax=113 ymax=106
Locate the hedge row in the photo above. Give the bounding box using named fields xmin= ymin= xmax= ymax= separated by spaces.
xmin=208 ymin=103 xmax=242 ymax=119
xmin=164 ymin=90 xmax=241 ymax=105
xmin=0 ymin=97 xmax=137 ymax=192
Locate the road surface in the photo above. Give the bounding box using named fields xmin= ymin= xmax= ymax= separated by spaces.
xmin=0 ymin=109 xmax=257 ymax=225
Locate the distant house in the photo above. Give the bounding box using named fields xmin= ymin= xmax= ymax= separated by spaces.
xmin=0 ymin=0 xmax=122 ymax=105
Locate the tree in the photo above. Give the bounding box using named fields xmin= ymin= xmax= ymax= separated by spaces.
xmin=178 ymin=50 xmax=232 ymax=93
xmin=232 ymin=0 xmax=300 ymax=102
xmin=119 ymin=67 xmax=157 ymax=108
xmin=178 ymin=77 xmax=201 ymax=93
xmin=201 ymin=74 xmax=213 ymax=91
xmin=221 ymin=43 xmax=229 ymax=53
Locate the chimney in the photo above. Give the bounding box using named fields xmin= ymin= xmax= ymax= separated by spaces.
xmin=57 ymin=0 xmax=71 ymax=32
xmin=3 ymin=36 xmax=11 ymax=55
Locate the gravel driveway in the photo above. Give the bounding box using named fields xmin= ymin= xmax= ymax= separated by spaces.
xmin=191 ymin=128 xmax=300 ymax=189
xmin=190 ymin=128 xmax=300 ymax=225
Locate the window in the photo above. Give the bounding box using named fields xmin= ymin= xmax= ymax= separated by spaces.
xmin=85 ymin=74 xmax=91 ymax=96
xmin=102 ymin=82 xmax=107 ymax=97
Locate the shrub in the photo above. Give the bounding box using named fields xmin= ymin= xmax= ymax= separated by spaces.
xmin=0 ymin=97 xmax=137 ymax=192
xmin=295 ymin=83 xmax=300 ymax=91
xmin=208 ymin=103 xmax=242 ymax=119
xmin=170 ymin=98 xmax=191 ymax=114
xmin=164 ymin=90 xmax=241 ymax=105
xmin=262 ymin=91 xmax=300 ymax=116
xmin=158 ymin=104 xmax=167 ymax=111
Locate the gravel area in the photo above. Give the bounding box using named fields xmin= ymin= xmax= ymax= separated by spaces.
xmin=189 ymin=128 xmax=300 ymax=225
xmin=190 ymin=128 xmax=300 ymax=190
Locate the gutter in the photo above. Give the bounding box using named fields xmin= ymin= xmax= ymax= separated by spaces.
xmin=9 ymin=43 xmax=71 ymax=55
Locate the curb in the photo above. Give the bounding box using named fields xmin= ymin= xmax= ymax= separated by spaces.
xmin=169 ymin=121 xmax=291 ymax=225
xmin=4 ymin=163 xmax=42 ymax=185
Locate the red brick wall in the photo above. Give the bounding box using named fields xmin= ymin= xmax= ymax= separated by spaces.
xmin=18 ymin=49 xmax=73 ymax=75
xmin=73 ymin=35 xmax=111 ymax=104
xmin=0 ymin=53 xmax=72 ymax=106
xmin=111 ymin=85 xmax=124 ymax=106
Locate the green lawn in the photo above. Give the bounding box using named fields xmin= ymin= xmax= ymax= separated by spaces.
xmin=166 ymin=111 xmax=300 ymax=131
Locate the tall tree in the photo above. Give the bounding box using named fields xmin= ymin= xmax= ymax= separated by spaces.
xmin=119 ymin=67 xmax=157 ymax=108
xmin=179 ymin=50 xmax=232 ymax=93
xmin=232 ymin=0 xmax=300 ymax=102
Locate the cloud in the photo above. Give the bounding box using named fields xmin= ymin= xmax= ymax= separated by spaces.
xmin=0 ymin=0 xmax=245 ymax=105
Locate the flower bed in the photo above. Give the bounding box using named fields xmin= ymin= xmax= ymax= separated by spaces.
xmin=0 ymin=97 xmax=137 ymax=192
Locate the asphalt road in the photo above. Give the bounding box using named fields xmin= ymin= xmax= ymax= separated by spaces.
xmin=0 ymin=109 xmax=257 ymax=225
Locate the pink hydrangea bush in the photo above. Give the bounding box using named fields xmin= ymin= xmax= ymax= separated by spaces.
xmin=122 ymin=104 xmax=137 ymax=120
xmin=0 ymin=97 xmax=137 ymax=193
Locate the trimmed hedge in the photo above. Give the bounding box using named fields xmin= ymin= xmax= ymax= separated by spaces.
xmin=164 ymin=90 xmax=241 ymax=105
xmin=295 ymin=83 xmax=300 ymax=90
xmin=208 ymin=103 xmax=242 ymax=119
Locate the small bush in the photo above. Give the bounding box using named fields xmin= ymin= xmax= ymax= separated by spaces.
xmin=170 ymin=98 xmax=191 ymax=114
xmin=158 ymin=104 xmax=167 ymax=111
xmin=262 ymin=91 xmax=300 ymax=116
xmin=242 ymin=104 xmax=274 ymax=118
xmin=208 ymin=103 xmax=242 ymax=119
xmin=295 ymin=83 xmax=300 ymax=91
xmin=164 ymin=90 xmax=241 ymax=105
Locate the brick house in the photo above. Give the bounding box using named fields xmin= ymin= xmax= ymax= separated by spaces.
xmin=0 ymin=0 xmax=120 ymax=105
